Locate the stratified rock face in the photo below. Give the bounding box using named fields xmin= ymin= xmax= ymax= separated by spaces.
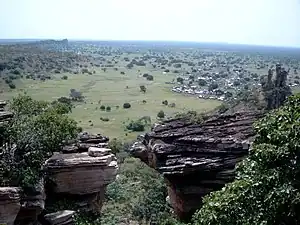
xmin=130 ymin=111 xmax=262 ymax=220
xmin=44 ymin=210 xmax=75 ymax=225
xmin=44 ymin=149 xmax=118 ymax=195
xmin=62 ymin=132 xmax=109 ymax=154
xmin=44 ymin=134 xmax=118 ymax=213
xmin=0 ymin=187 xmax=21 ymax=225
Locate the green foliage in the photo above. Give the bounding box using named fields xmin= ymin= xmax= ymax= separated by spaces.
xmin=0 ymin=94 xmax=78 ymax=188
xmin=140 ymin=85 xmax=147 ymax=93
xmin=193 ymin=94 xmax=300 ymax=225
xmin=126 ymin=116 xmax=151 ymax=132
xmin=101 ymin=157 xmax=173 ymax=224
xmin=123 ymin=102 xmax=131 ymax=109
xmin=162 ymin=100 xmax=168 ymax=105
xmin=175 ymin=111 xmax=205 ymax=124
xmin=107 ymin=138 xmax=123 ymax=154
xmin=157 ymin=110 xmax=165 ymax=119
xmin=126 ymin=120 xmax=145 ymax=132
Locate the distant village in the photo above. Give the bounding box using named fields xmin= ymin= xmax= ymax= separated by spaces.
xmin=168 ymin=69 xmax=299 ymax=101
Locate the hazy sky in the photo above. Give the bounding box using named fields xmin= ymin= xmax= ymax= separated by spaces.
xmin=1 ymin=0 xmax=300 ymax=47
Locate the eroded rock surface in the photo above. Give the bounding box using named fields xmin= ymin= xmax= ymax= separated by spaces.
xmin=130 ymin=111 xmax=262 ymax=220
xmin=44 ymin=133 xmax=118 ymax=213
xmin=0 ymin=187 xmax=21 ymax=225
xmin=44 ymin=210 xmax=75 ymax=225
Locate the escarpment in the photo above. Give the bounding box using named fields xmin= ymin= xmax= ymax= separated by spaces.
xmin=130 ymin=110 xmax=263 ymax=221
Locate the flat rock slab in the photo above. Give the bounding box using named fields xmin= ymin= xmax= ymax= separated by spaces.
xmin=44 ymin=152 xmax=118 ymax=195
xmin=44 ymin=210 xmax=75 ymax=225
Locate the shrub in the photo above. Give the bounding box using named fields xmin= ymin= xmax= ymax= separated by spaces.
xmin=8 ymin=83 xmax=16 ymax=89
xmin=140 ymin=85 xmax=146 ymax=93
xmin=146 ymin=75 xmax=154 ymax=81
xmin=102 ymin=157 xmax=170 ymax=224
xmin=162 ymin=100 xmax=168 ymax=105
xmin=126 ymin=120 xmax=145 ymax=132
xmin=106 ymin=106 xmax=111 ymax=111
xmin=61 ymin=75 xmax=68 ymax=80
xmin=100 ymin=117 xmax=109 ymax=122
xmin=100 ymin=105 xmax=106 ymax=110
xmin=123 ymin=103 xmax=131 ymax=109
xmin=157 ymin=110 xmax=165 ymax=119
xmin=107 ymin=138 xmax=123 ymax=154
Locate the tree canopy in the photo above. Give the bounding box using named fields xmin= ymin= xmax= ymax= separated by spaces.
xmin=0 ymin=94 xmax=78 ymax=188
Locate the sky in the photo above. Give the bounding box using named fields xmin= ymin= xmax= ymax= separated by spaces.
xmin=0 ymin=0 xmax=300 ymax=47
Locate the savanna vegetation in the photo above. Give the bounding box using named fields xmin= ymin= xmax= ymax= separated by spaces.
xmin=1 ymin=39 xmax=300 ymax=225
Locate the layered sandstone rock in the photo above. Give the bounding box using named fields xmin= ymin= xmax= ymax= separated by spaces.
xmin=44 ymin=141 xmax=118 ymax=212
xmin=44 ymin=210 xmax=75 ymax=225
xmin=0 ymin=187 xmax=21 ymax=225
xmin=61 ymin=132 xmax=109 ymax=153
xmin=130 ymin=111 xmax=262 ymax=220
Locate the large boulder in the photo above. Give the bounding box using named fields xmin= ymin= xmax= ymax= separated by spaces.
xmin=44 ymin=147 xmax=118 ymax=212
xmin=130 ymin=111 xmax=263 ymax=221
xmin=0 ymin=187 xmax=21 ymax=225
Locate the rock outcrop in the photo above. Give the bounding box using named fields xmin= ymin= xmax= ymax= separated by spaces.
xmin=44 ymin=210 xmax=75 ymax=225
xmin=130 ymin=111 xmax=262 ymax=220
xmin=44 ymin=132 xmax=118 ymax=213
xmin=0 ymin=127 xmax=118 ymax=225
xmin=0 ymin=187 xmax=21 ymax=225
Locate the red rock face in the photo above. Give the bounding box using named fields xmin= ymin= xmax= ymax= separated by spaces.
xmin=130 ymin=111 xmax=263 ymax=221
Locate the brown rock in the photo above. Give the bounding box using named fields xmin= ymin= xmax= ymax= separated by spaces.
xmin=44 ymin=210 xmax=75 ymax=225
xmin=130 ymin=110 xmax=263 ymax=221
xmin=0 ymin=187 xmax=21 ymax=225
xmin=44 ymin=152 xmax=118 ymax=195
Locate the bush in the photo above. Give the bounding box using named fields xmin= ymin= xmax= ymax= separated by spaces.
xmin=100 ymin=105 xmax=106 ymax=111
xmin=106 ymin=106 xmax=111 ymax=111
xmin=102 ymin=157 xmax=171 ymax=224
xmin=194 ymin=94 xmax=300 ymax=225
xmin=146 ymin=75 xmax=154 ymax=81
xmin=157 ymin=110 xmax=165 ymax=119
xmin=0 ymin=94 xmax=78 ymax=188
xmin=8 ymin=83 xmax=16 ymax=89
xmin=61 ymin=75 xmax=68 ymax=80
xmin=162 ymin=100 xmax=168 ymax=106
xmin=123 ymin=103 xmax=131 ymax=109
xmin=107 ymin=138 xmax=123 ymax=154
xmin=100 ymin=117 xmax=109 ymax=122
xmin=126 ymin=120 xmax=145 ymax=132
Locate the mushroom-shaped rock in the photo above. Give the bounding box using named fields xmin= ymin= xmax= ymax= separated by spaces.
xmin=44 ymin=150 xmax=118 ymax=195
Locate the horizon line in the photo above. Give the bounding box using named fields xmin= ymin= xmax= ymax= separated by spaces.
xmin=0 ymin=38 xmax=300 ymax=49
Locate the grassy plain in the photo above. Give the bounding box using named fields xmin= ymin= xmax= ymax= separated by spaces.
xmin=1 ymin=67 xmax=220 ymax=140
